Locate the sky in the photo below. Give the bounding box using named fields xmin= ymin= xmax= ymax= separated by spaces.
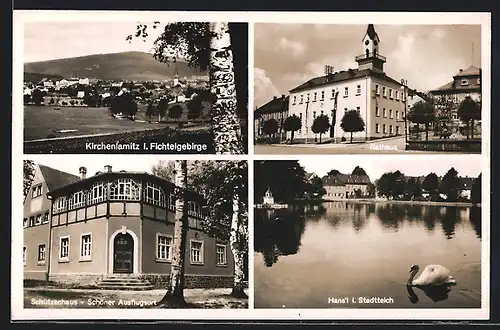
xmin=299 ymin=155 xmax=482 ymax=181
xmin=23 ymin=21 xmax=166 ymax=63
xmin=254 ymin=24 xmax=482 ymax=107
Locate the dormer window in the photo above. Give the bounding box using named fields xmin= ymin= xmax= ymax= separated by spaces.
xmin=461 ymin=79 xmax=469 ymax=86
xmin=32 ymin=185 xmax=42 ymax=198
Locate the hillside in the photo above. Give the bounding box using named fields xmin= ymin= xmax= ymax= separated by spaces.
xmin=24 ymin=72 xmax=64 ymax=84
xmin=24 ymin=51 xmax=207 ymax=81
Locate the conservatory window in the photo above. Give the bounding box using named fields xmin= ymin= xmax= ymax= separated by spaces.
xmin=53 ymin=196 xmax=67 ymax=213
xmin=109 ymin=178 xmax=140 ymax=201
xmin=68 ymin=190 xmax=85 ymax=210
xmin=145 ymin=182 xmax=166 ymax=207
xmin=90 ymin=181 xmax=107 ymax=204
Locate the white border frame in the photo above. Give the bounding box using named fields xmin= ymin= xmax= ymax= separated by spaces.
xmin=12 ymin=10 xmax=490 ymax=321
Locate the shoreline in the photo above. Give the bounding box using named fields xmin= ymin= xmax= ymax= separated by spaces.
xmin=322 ymin=199 xmax=481 ymax=207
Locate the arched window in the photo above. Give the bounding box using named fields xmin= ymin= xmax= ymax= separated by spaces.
xmin=109 ymin=178 xmax=140 ymax=201
xmin=53 ymin=196 xmax=67 ymax=213
xmin=90 ymin=181 xmax=107 ymax=204
xmin=144 ymin=182 xmax=165 ymax=207
xmin=68 ymin=190 xmax=86 ymax=210
xmin=167 ymin=192 xmax=176 ymax=210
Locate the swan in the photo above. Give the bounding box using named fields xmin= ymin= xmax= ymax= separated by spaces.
xmin=407 ymin=264 xmax=457 ymax=286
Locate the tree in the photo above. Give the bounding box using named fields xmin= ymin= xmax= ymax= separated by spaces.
xmin=152 ymin=160 xmax=175 ymax=182
xmin=262 ymin=118 xmax=279 ymax=138
xmin=186 ymin=94 xmax=205 ymax=120
xmin=24 ymin=94 xmax=31 ymax=104
xmin=340 ymin=110 xmax=365 ymax=143
xmin=422 ymin=173 xmax=439 ymax=197
xmin=391 ymin=170 xmax=407 ymax=200
xmin=168 ymin=105 xmax=183 ymax=120
xmin=23 ymin=160 xmax=36 ymax=200
xmin=189 ymin=161 xmax=248 ymax=298
xmin=254 ymin=160 xmax=307 ymax=203
xmin=145 ymin=101 xmax=157 ymax=121
xmin=352 ymin=166 xmax=367 ymax=176
xmin=157 ymin=97 xmax=169 ymax=122
xmin=471 ymin=173 xmax=482 ymax=204
xmin=311 ymin=114 xmax=330 ymax=143
xmin=375 ymin=171 xmax=406 ymax=200
xmin=375 ymin=172 xmax=393 ymax=199
xmin=439 ymin=167 xmax=462 ymax=202
xmin=158 ymin=160 xmax=189 ymax=307
xmin=32 ymin=89 xmax=46 ymax=106
xmin=366 ymin=182 xmax=376 ymax=198
xmin=109 ymin=92 xmax=138 ymax=117
xmin=283 ymin=115 xmax=302 ymax=143
xmin=405 ymin=177 xmax=422 ymax=201
xmin=457 ymin=97 xmax=481 ymax=139
xmin=128 ymin=22 xmax=246 ymax=154
xmin=408 ymin=101 xmax=436 ymax=140
xmin=305 ymin=176 xmax=326 ymax=198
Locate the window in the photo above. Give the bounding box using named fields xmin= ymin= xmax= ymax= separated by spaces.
xmin=216 ymin=244 xmax=227 ymax=266
xmin=53 ymin=197 xmax=67 ymax=213
xmin=68 ymin=190 xmax=85 ymax=210
xmin=331 ymin=89 xmax=335 ymax=98
xmin=313 ymin=92 xmax=317 ymax=102
xmin=23 ymin=218 xmax=28 ymax=228
xmin=461 ymin=79 xmax=469 ymax=86
xmin=23 ymin=247 xmax=26 ymax=265
xmin=167 ymin=192 xmax=176 ymax=210
xmin=375 ymin=124 xmax=380 ymax=133
xmin=29 ymin=216 xmax=34 ymax=226
xmin=344 ymin=87 xmax=349 ymax=97
xmin=300 ymin=95 xmax=303 ymax=103
xmin=145 ymin=182 xmax=165 ymax=207
xmin=383 ymin=124 xmax=387 ymax=134
xmin=43 ymin=212 xmax=49 ymax=223
xmin=375 ymin=84 xmax=380 ymax=95
xmin=396 ymin=111 xmax=399 ymax=120
xmin=395 ymin=90 xmax=399 ymax=100
xmin=313 ymin=111 xmax=316 ymax=119
xmin=190 ymin=240 xmax=204 ymax=264
xmin=59 ymin=236 xmax=70 ymax=261
xmin=389 ymin=89 xmax=393 ymax=99
xmin=375 ymin=107 xmax=380 ymax=117
xmin=188 ymin=201 xmax=203 ymax=218
xmin=389 ymin=125 xmax=393 ymax=134
xmin=80 ymin=234 xmax=92 ymax=260
xmin=32 ymin=185 xmax=42 ymax=198
xmin=109 ymin=178 xmax=140 ymax=201
xmin=90 ymin=181 xmax=107 ymax=204
xmin=157 ymin=234 xmax=173 ymax=261
xmin=35 ymin=214 xmax=42 ymax=225
xmin=321 ymin=91 xmax=325 ymax=100
xmin=396 ymin=126 xmax=400 ymax=135
xmin=38 ymin=244 xmax=46 ymax=262
xmin=390 ymin=109 xmax=393 ymax=119
xmin=356 ymin=85 xmax=361 ymax=95
xmin=293 ymin=96 xmax=296 ymax=104
xmin=383 ymin=108 xmax=387 ymax=118
xmin=306 ymin=93 xmax=310 ymax=102
xmin=382 ymin=87 xmax=387 ymax=97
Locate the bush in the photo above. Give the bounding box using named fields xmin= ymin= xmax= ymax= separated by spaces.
xmin=341 ymin=136 xmax=346 ymax=142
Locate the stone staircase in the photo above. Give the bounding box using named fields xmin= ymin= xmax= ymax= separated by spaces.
xmin=95 ymin=274 xmax=154 ymax=291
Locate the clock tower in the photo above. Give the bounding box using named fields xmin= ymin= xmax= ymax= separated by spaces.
xmin=356 ymin=24 xmax=386 ymax=73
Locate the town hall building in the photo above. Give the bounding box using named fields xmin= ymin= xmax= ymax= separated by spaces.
xmin=287 ymin=24 xmax=408 ymax=143
xmin=23 ymin=163 xmax=234 ymax=289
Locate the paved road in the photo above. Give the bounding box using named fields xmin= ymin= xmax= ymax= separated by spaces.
xmin=254 ymin=137 xmax=461 ymax=155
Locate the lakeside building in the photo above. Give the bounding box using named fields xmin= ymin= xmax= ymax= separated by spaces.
xmin=23 ymin=164 xmax=234 ymax=288
xmin=322 ymin=172 xmax=372 ymax=200
xmin=254 ymin=95 xmax=289 ymax=140
xmin=286 ymin=24 xmax=411 ymax=143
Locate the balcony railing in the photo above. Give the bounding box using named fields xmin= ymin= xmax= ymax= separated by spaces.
xmin=355 ymin=52 xmax=386 ymax=62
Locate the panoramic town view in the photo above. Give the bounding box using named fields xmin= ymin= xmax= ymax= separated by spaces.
xmin=23 ymin=156 xmax=248 ymax=308
xmin=254 ymin=24 xmax=482 ymax=154
xmin=254 ymin=157 xmax=482 ymax=308
xmin=22 ymin=21 xmax=248 ymax=154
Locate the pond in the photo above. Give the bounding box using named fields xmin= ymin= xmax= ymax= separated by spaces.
xmin=254 ymin=202 xmax=482 ymax=309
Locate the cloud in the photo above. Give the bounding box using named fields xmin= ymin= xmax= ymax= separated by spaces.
xmin=254 ymin=67 xmax=281 ymax=107
xmin=390 ymin=33 xmax=416 ymax=68
xmin=277 ymin=37 xmax=306 ymax=58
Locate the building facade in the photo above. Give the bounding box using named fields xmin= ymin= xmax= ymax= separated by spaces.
xmin=322 ymin=172 xmax=372 ymax=200
xmin=23 ymin=164 xmax=234 ymax=288
xmin=254 ymin=95 xmax=289 ymax=140
xmin=287 ymin=24 xmax=408 ymax=143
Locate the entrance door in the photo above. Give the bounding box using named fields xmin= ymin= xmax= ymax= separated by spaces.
xmin=113 ymin=233 xmax=134 ymax=274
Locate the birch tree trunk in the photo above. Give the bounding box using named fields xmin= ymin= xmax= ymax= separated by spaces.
xmin=209 ymin=22 xmax=243 ymax=155
xmin=159 ymin=160 xmax=188 ymax=307
xmin=230 ymin=193 xmax=248 ymax=298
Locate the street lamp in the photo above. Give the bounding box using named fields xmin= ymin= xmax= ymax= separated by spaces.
xmin=401 ymin=79 xmax=408 ymax=146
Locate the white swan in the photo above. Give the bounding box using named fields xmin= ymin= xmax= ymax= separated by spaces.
xmin=407 ymin=264 xmax=457 ymax=286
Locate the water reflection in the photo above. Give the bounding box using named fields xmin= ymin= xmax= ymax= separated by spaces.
xmin=407 ymin=284 xmax=454 ymax=304
xmin=469 ymin=206 xmax=481 ymax=239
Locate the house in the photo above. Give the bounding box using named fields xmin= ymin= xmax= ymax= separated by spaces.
xmin=23 ymin=164 xmax=234 ymax=288
xmin=287 ymin=24 xmax=408 ymax=143
xmin=322 ymin=171 xmax=371 ymax=200
xmin=429 ymin=65 xmax=481 ymax=121
xmin=262 ymin=188 xmax=275 ymax=205
xmin=460 ymin=176 xmax=476 ymax=199
xmin=254 ymin=95 xmax=289 ymax=140
xmin=78 ymin=78 xmax=90 ymax=85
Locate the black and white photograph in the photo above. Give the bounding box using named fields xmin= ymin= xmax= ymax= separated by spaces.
xmin=254 ymin=23 xmax=486 ymax=155
xmin=20 ymin=156 xmax=248 ymax=309
xmin=254 ymin=157 xmax=484 ymax=309
xmin=17 ymin=12 xmax=248 ymax=154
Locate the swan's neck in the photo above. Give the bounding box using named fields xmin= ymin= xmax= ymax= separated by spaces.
xmin=408 ymin=269 xmax=418 ymax=286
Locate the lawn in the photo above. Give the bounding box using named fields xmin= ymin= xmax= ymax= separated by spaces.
xmin=24 ymin=287 xmax=248 ymax=309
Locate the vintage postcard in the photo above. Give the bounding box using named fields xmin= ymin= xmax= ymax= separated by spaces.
xmin=15 ymin=12 xmax=248 ymax=155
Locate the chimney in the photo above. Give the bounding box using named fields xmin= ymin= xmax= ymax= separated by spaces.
xmin=273 ymin=96 xmax=277 ymax=99
xmin=459 ymin=69 xmax=463 ymax=72
xmin=104 ymin=165 xmax=112 ymax=173
xmin=79 ymin=166 xmax=87 ymax=180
